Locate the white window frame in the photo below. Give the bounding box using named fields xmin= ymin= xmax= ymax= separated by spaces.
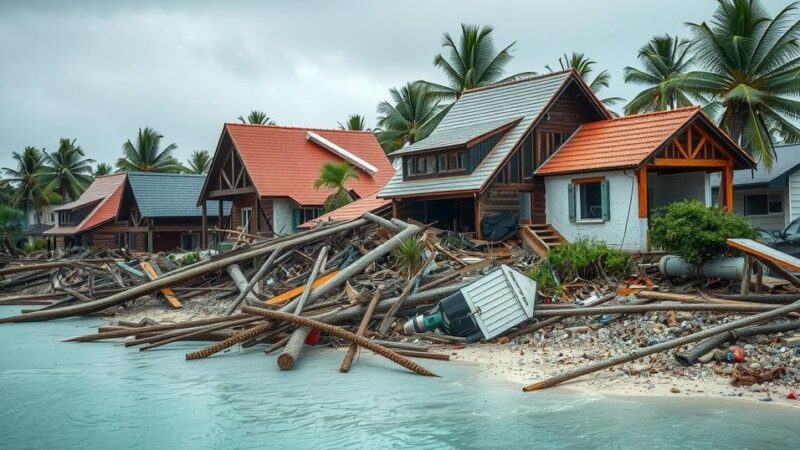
xmin=240 ymin=207 xmax=252 ymax=231
xmin=576 ymin=181 xmax=604 ymax=223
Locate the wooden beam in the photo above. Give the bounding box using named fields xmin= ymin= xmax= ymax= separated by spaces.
xmin=636 ymin=166 xmax=648 ymax=219
xmin=474 ymin=194 xmax=482 ymax=240
xmin=254 ymin=193 xmax=261 ymax=233
xmin=652 ymin=158 xmax=730 ymax=168
xmin=208 ymin=186 xmax=256 ymax=198
xmin=722 ymin=163 xmax=734 ymax=212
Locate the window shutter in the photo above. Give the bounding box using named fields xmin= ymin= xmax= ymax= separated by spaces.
xmin=601 ymin=180 xmax=610 ymax=221
xmin=292 ymin=209 xmax=301 ymax=228
xmin=568 ymin=183 xmax=576 ymax=223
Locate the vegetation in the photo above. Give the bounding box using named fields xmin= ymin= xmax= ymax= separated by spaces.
xmin=23 ymin=237 xmax=48 ymax=254
xmin=546 ymin=52 xmax=624 ymax=107
xmin=116 ymin=127 xmax=182 ymax=173
xmin=376 ymin=81 xmax=448 ymax=152
xmin=528 ymin=238 xmax=635 ymax=297
xmin=338 ymin=114 xmax=368 ymax=131
xmin=43 ymin=138 xmax=94 ymax=202
xmin=678 ymin=0 xmax=800 ymax=169
xmin=2 ymin=147 xmax=54 ymax=224
xmin=623 ymin=35 xmax=697 ymax=114
xmin=238 ymin=110 xmax=275 ymax=125
xmin=423 ymin=24 xmax=534 ymax=100
xmin=185 ymin=150 xmax=212 ymax=174
xmin=94 ymin=163 xmax=113 ymax=177
xmin=0 ymin=205 xmax=23 ymax=241
xmin=649 ymin=200 xmax=756 ymax=264
xmin=313 ymin=161 xmax=359 ymax=212
xmin=391 ymin=237 xmax=425 ymax=279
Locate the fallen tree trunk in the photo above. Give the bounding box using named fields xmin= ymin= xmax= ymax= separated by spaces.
xmin=675 ymin=320 xmax=800 ymax=365
xmin=224 ymin=246 xmax=287 ymax=315
xmin=507 ymin=293 xmax=616 ymax=339
xmin=340 ymin=285 xmax=384 ymax=373
xmin=242 ymin=306 xmax=438 ymax=377
xmin=532 ymin=302 xmax=779 ymax=317
xmin=522 ymin=298 xmax=800 ymax=391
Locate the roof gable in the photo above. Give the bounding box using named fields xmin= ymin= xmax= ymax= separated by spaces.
xmin=204 ymin=124 xmax=393 ymax=206
xmin=379 ymin=70 xmax=610 ymax=198
xmin=45 ymin=173 xmax=126 ymax=235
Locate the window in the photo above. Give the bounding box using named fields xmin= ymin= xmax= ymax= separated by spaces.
xmin=405 ymin=152 xmax=467 ymax=178
xmin=569 ymin=179 xmax=609 ymax=223
xmin=744 ymin=193 xmax=782 ymax=216
xmin=181 ymin=233 xmax=199 ymax=250
xmin=240 ymin=207 xmax=252 ymax=230
xmin=292 ymin=208 xmax=323 ymax=229
xmin=59 ymin=210 xmax=76 ymax=225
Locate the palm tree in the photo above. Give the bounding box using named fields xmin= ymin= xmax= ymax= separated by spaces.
xmin=237 ymin=110 xmax=275 ymax=125
xmin=42 ymin=138 xmax=94 ymax=202
xmin=679 ymin=0 xmax=800 ymax=169
xmin=94 ymin=163 xmax=113 ymax=177
xmin=2 ymin=147 xmax=53 ymax=224
xmin=116 ymin=127 xmax=182 ymax=173
xmin=313 ymin=161 xmax=359 ymax=212
xmin=185 ymin=150 xmax=212 ymax=174
xmin=423 ymin=24 xmax=535 ymax=100
xmin=547 ymin=52 xmax=625 ymax=107
xmin=376 ymin=81 xmax=449 ymax=153
xmin=0 ymin=180 xmax=13 ymax=206
xmin=338 ymin=114 xmax=368 ymax=131
xmin=623 ymin=35 xmax=697 ymax=114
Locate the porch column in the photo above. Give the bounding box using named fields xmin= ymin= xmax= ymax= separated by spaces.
xmin=217 ymin=199 xmax=223 ymax=244
xmin=254 ymin=193 xmax=260 ymax=234
xmin=201 ymin=202 xmax=207 ymax=249
xmin=636 ymin=167 xmax=648 ymax=219
xmin=474 ymin=193 xmax=482 ymax=240
xmin=721 ymin=164 xmax=734 ymax=212
xmin=392 ymin=200 xmax=399 ymax=219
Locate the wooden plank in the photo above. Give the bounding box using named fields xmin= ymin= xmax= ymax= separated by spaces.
xmin=636 ymin=167 xmax=648 ymax=219
xmin=652 ymin=158 xmax=730 ymax=167
xmin=264 ymin=271 xmax=339 ymax=305
xmin=140 ymin=262 xmax=182 ymax=308
xmin=728 ymin=239 xmax=800 ymax=273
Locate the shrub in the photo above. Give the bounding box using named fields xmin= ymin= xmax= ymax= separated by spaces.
xmin=649 ymin=200 xmax=756 ymax=264
xmin=391 ymin=237 xmax=425 ymax=279
xmin=527 ymin=262 xmax=563 ymax=297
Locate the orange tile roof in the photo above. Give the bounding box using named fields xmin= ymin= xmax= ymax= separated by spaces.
xmin=536 ymin=107 xmax=704 ymax=176
xmin=223 ymin=124 xmax=394 ymax=206
xmin=45 ymin=174 xmax=126 ymax=235
xmin=298 ymin=190 xmax=391 ymax=228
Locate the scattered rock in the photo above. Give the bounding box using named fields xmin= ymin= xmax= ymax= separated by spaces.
xmin=670 ymin=386 xmax=681 ymax=394
xmin=750 ymin=383 xmax=763 ymax=393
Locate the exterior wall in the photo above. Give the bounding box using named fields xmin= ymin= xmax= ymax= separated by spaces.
xmin=647 ymin=171 xmax=710 ymax=210
xmin=273 ymin=197 xmax=295 ymax=235
xmin=728 ymin=187 xmax=787 ymax=231
xmin=26 ymin=205 xmax=58 ymax=227
xmin=788 ymin=171 xmax=800 ymax=226
xmin=545 ymin=170 xmax=648 ymax=252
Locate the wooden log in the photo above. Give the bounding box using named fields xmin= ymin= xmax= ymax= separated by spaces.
xmin=377 ymin=250 xmax=437 ymax=335
xmin=226 ymin=263 xmax=262 ymax=308
xmin=127 ymin=316 xmax=260 ymax=348
xmin=0 ymin=219 xmax=368 ymax=324
xmin=242 ymin=306 xmax=438 ymax=377
xmin=370 ymin=339 xmax=429 ymax=352
xmin=363 ymin=212 xmax=402 ymax=233
xmin=0 ymin=259 xmax=120 ymax=275
xmin=65 ymin=314 xmax=252 ymax=342
xmin=506 ymin=293 xmax=616 ymax=339
xmin=393 ymin=350 xmax=450 ymax=361
xmin=224 ymin=246 xmax=286 ymax=315
xmin=340 ymin=285 xmax=384 ymax=373
xmin=522 ymin=298 xmax=800 ymax=391
xmin=532 ymin=303 xmax=778 ymax=317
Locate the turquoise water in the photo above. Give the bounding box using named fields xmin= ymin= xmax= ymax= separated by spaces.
xmin=0 ymin=305 xmax=798 ymax=449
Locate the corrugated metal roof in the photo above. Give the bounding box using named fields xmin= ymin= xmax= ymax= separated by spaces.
xmin=298 ymin=190 xmax=391 ymax=228
xmin=380 ymin=71 xmax=577 ymax=198
xmin=390 ymin=116 xmax=522 ymax=156
xmin=220 ymin=124 xmax=394 ymax=206
xmin=710 ymin=143 xmax=800 ymax=187
xmin=127 ymin=172 xmax=228 ymax=218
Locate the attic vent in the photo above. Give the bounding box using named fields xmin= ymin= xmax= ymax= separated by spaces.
xmin=305 ymin=131 xmax=378 ymax=176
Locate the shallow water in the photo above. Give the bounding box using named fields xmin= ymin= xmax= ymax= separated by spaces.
xmin=0 ymin=306 xmax=798 ymax=449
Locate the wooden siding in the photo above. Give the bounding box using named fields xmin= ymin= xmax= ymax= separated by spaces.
xmin=467 ymin=132 xmax=503 ymax=172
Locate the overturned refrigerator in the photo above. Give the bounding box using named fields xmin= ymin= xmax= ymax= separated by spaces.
xmin=404 ymin=265 xmax=537 ymax=342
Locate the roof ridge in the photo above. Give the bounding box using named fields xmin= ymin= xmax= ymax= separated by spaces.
xmin=611 ymin=106 xmax=700 ymax=121
xmin=127 ymin=171 xmax=204 ymax=177
xmin=461 ymin=69 xmax=572 ymax=95
xmin=225 ymin=123 xmax=374 ymax=134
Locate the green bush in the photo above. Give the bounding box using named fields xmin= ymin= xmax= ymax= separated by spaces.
xmin=649 ymin=200 xmax=756 ymax=264
xmin=527 ymin=262 xmax=563 ymax=297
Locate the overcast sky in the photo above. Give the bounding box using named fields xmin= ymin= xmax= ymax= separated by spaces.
xmin=0 ymin=0 xmax=788 ymax=170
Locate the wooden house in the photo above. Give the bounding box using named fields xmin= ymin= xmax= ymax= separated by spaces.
xmin=379 ymin=70 xmax=756 ymax=253
xmin=197 ymin=124 xmax=393 ymax=246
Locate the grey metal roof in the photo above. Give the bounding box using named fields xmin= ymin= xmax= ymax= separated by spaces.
xmin=710 ymin=143 xmax=800 ymax=187
xmin=379 ymin=71 xmax=572 ymax=198
xmin=20 ymin=223 xmax=53 ymax=235
xmin=126 ymin=172 xmax=230 ymax=218
xmin=390 ymin=116 xmax=522 ymax=156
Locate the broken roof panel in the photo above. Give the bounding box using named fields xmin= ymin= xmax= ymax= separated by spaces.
xmin=220 ymin=124 xmax=394 ymax=206
xmin=45 ymin=174 xmax=126 ymax=236
xmin=298 ymin=190 xmax=391 ymax=229
xmin=380 ymin=71 xmax=596 ymax=198
xmin=126 ymin=172 xmax=228 ymax=218
xmin=55 ymin=174 xmax=126 ymax=212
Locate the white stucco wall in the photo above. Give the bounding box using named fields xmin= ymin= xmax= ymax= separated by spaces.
xmin=545 ymin=170 xmax=648 ymax=252
xmin=272 ymin=198 xmax=295 ymax=235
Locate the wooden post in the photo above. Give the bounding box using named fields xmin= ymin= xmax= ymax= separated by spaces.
xmin=722 ymin=164 xmax=734 ymax=212
xmin=254 ymin=193 xmax=260 ymax=234
xmin=740 ymin=255 xmax=752 ymax=295
xmin=474 ymin=193 xmax=482 ymax=240
xmin=201 ymin=202 xmax=207 ymax=249
xmin=217 ymin=199 xmax=224 ymax=244
xmin=636 ymin=166 xmax=648 ymax=219
xmin=392 ymin=200 xmax=399 ymax=219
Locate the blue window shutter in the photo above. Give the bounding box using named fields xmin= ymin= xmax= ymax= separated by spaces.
xmin=292 ymin=209 xmax=301 ymax=229
xmin=568 ymin=183 xmax=576 ymax=222
xmin=601 ymin=180 xmax=611 ymax=221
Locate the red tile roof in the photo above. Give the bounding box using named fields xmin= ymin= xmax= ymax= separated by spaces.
xmin=223 ymin=124 xmax=394 ymax=206
xmin=298 ymin=190 xmax=391 ymax=229
xmin=44 ymin=174 xmax=126 ymax=235
xmin=537 ymin=107 xmax=709 ymax=176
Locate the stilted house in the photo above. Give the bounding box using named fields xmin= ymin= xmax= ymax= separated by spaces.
xmin=44 ymin=172 xmax=228 ymax=252
xmin=379 ymin=70 xmax=756 ymax=253
xmin=197 ymin=124 xmax=393 ymax=246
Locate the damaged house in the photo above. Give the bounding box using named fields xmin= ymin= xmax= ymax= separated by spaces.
xmin=379 ymin=70 xmax=756 ymax=253
xmin=197 ymin=124 xmax=393 ymax=246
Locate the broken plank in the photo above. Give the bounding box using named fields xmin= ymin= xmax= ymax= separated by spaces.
xmin=140 ymin=261 xmax=182 ymax=308
xmin=264 ymin=271 xmax=339 ymax=305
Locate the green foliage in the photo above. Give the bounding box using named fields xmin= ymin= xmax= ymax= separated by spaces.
xmin=313 ymin=161 xmax=359 ymax=212
xmin=526 ymin=262 xmax=564 ymax=297
xmin=548 ymin=238 xmax=635 ymax=280
xmin=338 ymin=114 xmax=368 ymax=131
xmin=391 ymin=237 xmax=425 ymax=279
xmin=238 ymin=110 xmax=275 ymax=125
xmin=0 ymin=205 xmax=23 ymax=239
xmin=43 ymin=138 xmax=94 ymax=202
xmin=623 ymin=35 xmax=698 ymax=114
xmin=23 ymin=238 xmax=48 ymax=254
xmin=185 ymin=150 xmax=212 ymax=174
xmin=376 ymin=81 xmax=449 ymax=153
xmin=649 ymin=200 xmax=756 ymax=263
xmin=2 ymin=146 xmax=55 ymax=219
xmin=94 ymin=163 xmax=113 ymax=177
xmin=546 ymin=52 xmax=625 ymax=108
xmin=116 ymin=127 xmax=182 ymax=173
xmin=439 ymin=233 xmax=466 ymax=250
xmin=181 ymin=252 xmax=199 ymax=266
